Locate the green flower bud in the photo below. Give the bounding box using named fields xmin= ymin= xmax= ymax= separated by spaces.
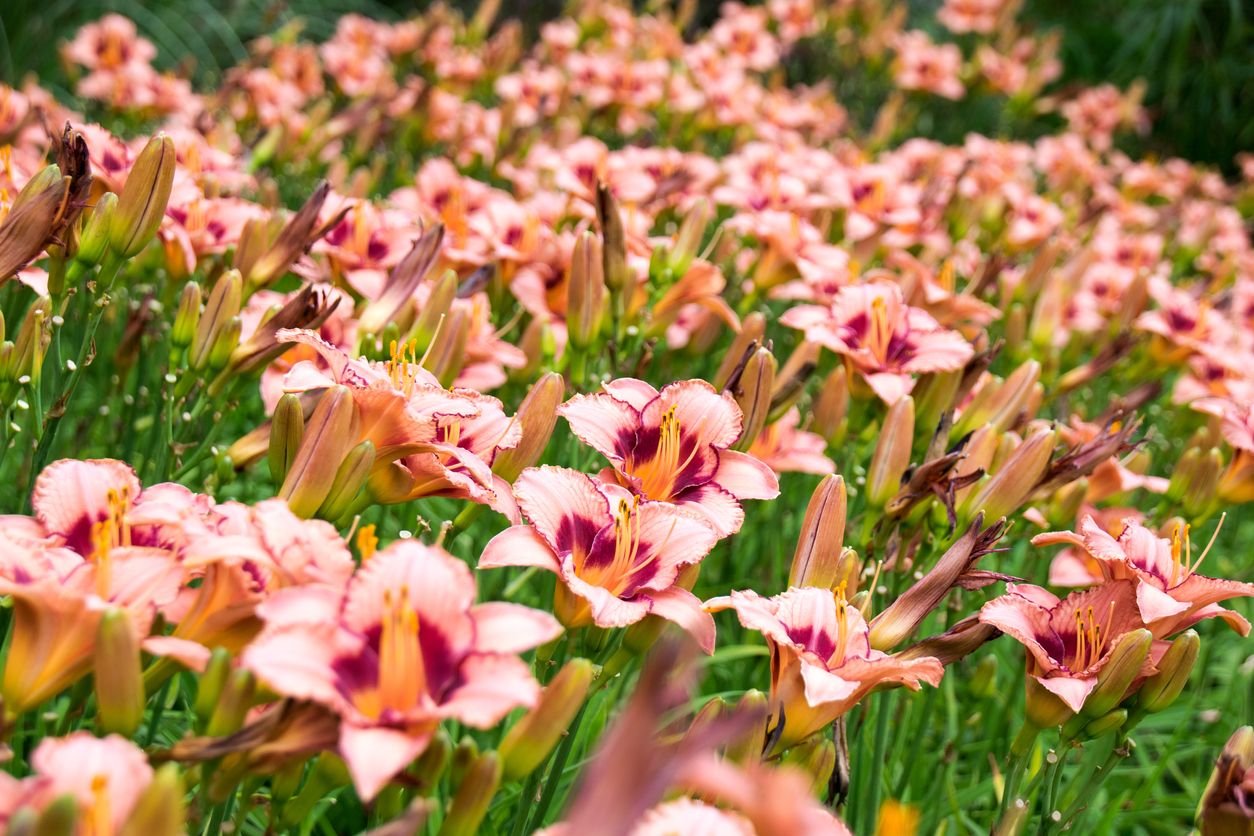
xmin=724 ymin=690 xmax=770 ymax=766
xmin=119 ymin=763 xmax=184 ymax=836
xmin=194 ymin=647 xmax=234 ymax=728
xmin=566 ymin=230 xmax=606 ymax=351
xmin=867 ymin=395 xmax=915 ymax=508
xmin=109 ymin=134 xmax=176 ymax=260
xmin=269 ymin=394 xmax=306 ymax=487
xmin=970 ymin=655 xmax=999 ymax=700
xmin=94 ymin=608 xmax=146 ymax=737
xmin=411 ymin=270 xmax=458 ymax=357
xmin=782 ymin=737 xmax=837 ymax=797
xmin=500 ymin=658 xmax=594 ymax=782
xmin=207 ymin=315 xmax=242 ymax=373
xmin=1079 ymin=708 xmax=1128 ymax=741
xmin=438 ymin=751 xmax=502 ymax=836
xmin=33 ymin=795 xmax=77 ymax=836
xmin=170 ymin=281 xmax=202 ymax=351
xmin=73 ymin=192 xmax=118 ymax=272
xmin=1135 ymin=630 xmax=1199 ymax=716
xmin=190 ymin=271 xmax=242 ymax=371
xmin=317 ymin=440 xmax=375 ymax=521
xmin=730 ymin=345 xmax=776 ymax=453
xmin=206 ymin=669 xmax=256 ymax=738
xmin=449 ymin=736 xmax=480 ymax=794
xmin=596 ymin=181 xmax=629 ymax=294
xmin=492 ymin=372 xmax=565 ymax=484
xmin=712 ymin=312 xmax=766 ymax=392
xmin=280 ymin=385 xmax=359 ymax=519
xmin=1081 ymin=628 xmax=1152 ymax=721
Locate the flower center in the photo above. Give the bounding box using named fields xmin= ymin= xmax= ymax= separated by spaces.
xmin=1170 ymin=514 xmax=1224 ymax=587
xmin=352 ymin=204 xmax=370 ymax=259
xmin=631 ymin=405 xmax=705 ymax=501
xmin=866 ymin=296 xmax=893 ymax=366
xmin=377 ymin=587 xmax=426 ymax=715
xmin=386 ymin=337 xmax=421 ymax=396
xmin=829 ymin=581 xmax=852 ymax=666
xmin=90 ymin=487 xmax=132 ymax=599
xmin=356 ymin=524 xmax=378 ymax=561
xmin=88 ymin=774 xmax=112 ymax=836
xmin=1072 ymin=602 xmax=1112 ymax=670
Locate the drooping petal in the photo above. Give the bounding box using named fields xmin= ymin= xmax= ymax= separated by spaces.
xmin=712 ymin=450 xmax=780 ymax=500
xmin=141 ymin=636 xmax=212 ymax=673
xmin=438 ymin=653 xmax=541 ymax=727
xmin=672 ymin=483 xmax=745 ymax=537
xmin=1135 ymin=580 xmax=1190 ymax=625
xmin=798 ymin=661 xmax=859 ymax=707
xmin=479 ymin=525 xmax=563 ymax=573
xmin=339 ymin=721 xmax=434 ymax=802
xmin=558 ymin=393 xmax=641 ymax=467
xmin=470 ymin=602 xmax=564 ymax=655
xmin=1034 ymin=674 xmax=1095 ymax=714
xmin=644 ymin=587 xmax=717 ymax=654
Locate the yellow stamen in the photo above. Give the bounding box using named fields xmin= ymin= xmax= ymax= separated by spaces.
xmin=630 ymin=406 xmax=706 ymax=501
xmin=352 ymin=203 xmax=369 ymax=258
xmin=378 ymin=587 xmax=426 ymax=714
xmin=867 ymin=295 xmax=893 ymax=365
xmin=356 ymin=524 xmax=378 ymax=561
xmin=386 ymin=337 xmax=421 ymax=396
xmin=938 ymin=259 xmax=955 ymax=293
xmin=1170 ymin=521 xmax=1191 ymax=587
xmin=89 ymin=774 xmax=112 ymax=836
xmin=832 ymin=581 xmax=851 ymax=665
xmin=1191 ymin=513 xmax=1225 ymax=577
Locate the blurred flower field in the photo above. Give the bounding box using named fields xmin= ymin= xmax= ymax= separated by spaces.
xmin=0 ymin=1 xmax=1253 ymax=834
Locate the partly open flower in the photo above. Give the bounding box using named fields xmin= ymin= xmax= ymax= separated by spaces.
xmin=481 ymin=466 xmax=721 ymax=651
xmin=707 ymin=586 xmax=944 ymax=751
xmin=1033 ymin=516 xmax=1254 ymax=636
xmin=243 ymin=540 xmax=561 ymax=801
xmin=558 ymin=378 xmax=778 ymax=535
xmin=780 ymin=282 xmax=973 ymax=404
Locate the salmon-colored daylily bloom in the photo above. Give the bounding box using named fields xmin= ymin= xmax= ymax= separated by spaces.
xmin=1033 ymin=516 xmax=1254 ymax=636
xmin=558 ymin=378 xmax=779 ymax=535
xmin=242 ymin=540 xmax=561 ymax=801
xmin=481 ymin=466 xmax=721 ymax=651
xmin=0 ymin=732 xmax=153 ymax=833
xmin=780 ymin=282 xmax=973 ymax=404
xmin=978 ymin=580 xmax=1163 ymax=714
xmin=706 ymin=586 xmax=944 ymax=751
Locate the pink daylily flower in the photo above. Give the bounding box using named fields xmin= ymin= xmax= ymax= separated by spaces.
xmin=706 ymin=587 xmax=944 ymax=751
xmin=480 ymin=466 xmax=721 ymax=651
xmin=243 ymin=540 xmax=561 ymax=801
xmin=558 ymin=378 xmax=779 ymax=535
xmin=978 ymin=580 xmax=1164 ymax=714
xmin=746 ymin=407 xmax=836 ymax=476
xmin=781 ymin=282 xmax=973 ymax=404
xmin=1032 ymin=516 xmax=1254 ymax=637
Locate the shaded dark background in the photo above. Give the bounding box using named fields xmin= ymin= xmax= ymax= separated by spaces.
xmin=1 ymin=0 xmax=1250 ymax=173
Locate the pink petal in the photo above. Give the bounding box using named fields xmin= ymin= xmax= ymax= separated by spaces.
xmin=862 ymin=372 xmax=914 ymax=405
xmin=557 ymin=393 xmax=640 ymax=467
xmin=601 ymin=378 xmax=661 ymax=412
xmin=798 ymin=661 xmax=859 ymax=707
xmin=673 ymin=483 xmax=745 ymax=537
xmin=644 ymin=587 xmax=717 ymax=654
xmin=439 ymin=653 xmax=541 ymax=727
xmin=513 ymin=466 xmax=611 ymax=557
xmin=1034 ymin=674 xmax=1094 ymax=714
xmin=470 ymin=602 xmax=563 ymax=655
xmin=561 ymin=564 xmax=653 ymax=628
xmin=240 ymin=624 xmax=345 ymax=707
xmin=141 ymin=636 xmax=211 ymax=673
xmin=646 ymin=380 xmax=743 ymax=451
xmin=339 ymin=722 xmax=433 ymax=802
xmin=33 ymin=459 xmax=141 ymax=557
xmin=282 ymin=360 xmax=338 ymax=393
xmin=1135 ymin=580 xmax=1190 ymax=624
xmin=479 ymin=525 xmax=562 ymax=573
xmin=712 ymin=450 xmax=780 ymax=500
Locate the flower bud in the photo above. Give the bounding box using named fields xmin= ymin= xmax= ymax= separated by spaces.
xmin=1080 ymin=628 xmax=1152 ymax=720
xmin=206 ymin=668 xmax=257 ymax=738
xmin=411 ymin=728 xmax=452 ymax=788
xmin=190 ymin=271 xmax=243 ymax=371
xmin=1004 ymin=303 xmax=1027 ymax=356
xmin=280 ymin=385 xmax=360 ymax=518
xmin=7 ymin=807 xmax=36 ymax=836
xmin=1029 ymin=276 xmax=1065 ymax=350
xmin=248 ymin=182 xmax=346 ymax=292
xmin=724 ymin=690 xmax=769 ymax=766
xmin=424 ymin=307 xmax=471 ymax=389
xmin=867 ymin=395 xmax=915 ymax=508
xmin=812 ymin=366 xmax=849 ymax=447
xmin=1114 ymin=270 xmax=1150 ymax=334
xmin=1183 ymin=447 xmax=1222 ymax=518
xmin=731 ymin=345 xmax=776 ymax=453
xmin=119 ymin=763 xmax=184 ymax=836
xmin=493 ymin=372 xmax=565 ymax=483
xmin=769 ymin=341 xmax=818 ymax=423
xmin=596 ymin=181 xmax=629 ymax=294
xmin=33 ymin=795 xmax=77 ymax=836
xmin=970 ymin=654 xmax=998 ymax=699
xmin=206 ymin=315 xmax=242 ymax=372
xmin=11 ymin=165 xmax=63 ymax=211
xmin=684 ymin=697 xmax=727 ymax=745
xmin=713 ymin=312 xmax=766 ymax=392
xmin=232 ymin=217 xmax=269 ymax=284
xmin=668 ymin=198 xmax=710 ymax=278
xmin=94 ymin=608 xmax=145 ymax=737
xmin=11 ymin=297 xmax=50 ymax=386
xmin=789 ymin=475 xmax=848 ymax=589
xmin=194 ymin=647 xmax=234 ymax=727
xmin=449 ymin=736 xmax=480 ymax=793
xmin=0 ymin=174 xmax=70 ymax=286
xmin=411 ymin=270 xmax=458 ymax=357
xmin=170 ymin=281 xmax=202 ymax=351
xmin=567 ymin=231 xmax=606 ymax=351
xmin=510 ymin=317 xmax=553 ymax=383
xmin=782 ymin=737 xmax=836 ymax=797
xmin=913 ymin=368 xmax=962 ymax=445
xmin=72 ymin=192 xmax=117 ymax=273
xmin=499 ymin=658 xmax=594 ymax=782
xmin=359 ymin=224 xmax=445 ymax=338
xmin=961 ymin=427 xmax=1055 ymax=522
xmin=317 ymin=440 xmax=375 ymax=521
xmin=983 ymin=360 xmax=1041 ymax=435
xmin=279 ymin=754 xmax=351 ymax=830
xmin=109 ymin=134 xmax=176 ymax=260
xmin=1079 ymin=708 xmax=1128 ymax=741
xmin=438 ymin=751 xmax=502 ymax=836
xmin=269 ymin=394 xmax=306 ymax=487
xmin=1135 ymin=629 xmax=1199 ymax=716
xmin=1198 ymin=726 xmax=1254 ymax=836
xmin=1218 ymin=449 xmax=1254 ymax=506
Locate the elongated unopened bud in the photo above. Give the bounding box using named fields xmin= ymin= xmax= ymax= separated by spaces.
xmin=193 ymin=647 xmax=233 ymax=727
xmin=789 ymin=475 xmax=848 ymax=589
xmin=449 ymin=736 xmax=480 ymax=793
xmin=279 ymin=754 xmax=351 ymax=829
xmin=249 ymin=182 xmax=345 ymax=292
xmin=439 ymin=751 xmax=502 ymax=836
xmin=11 ymin=297 xmax=50 ymax=386
xmin=668 ymin=197 xmax=710 ymax=278
xmin=500 ymin=659 xmax=595 ymax=782
xmin=812 ymin=365 xmax=849 ymax=447
xmin=493 ymin=372 xmax=564 ymax=483
xmin=1183 ymin=448 xmax=1222 ymax=518
xmin=317 ymin=440 xmax=375 ymax=521
xmin=731 ymin=345 xmax=776 ymax=452
xmin=961 ymin=427 xmax=1055 ymax=522
xmin=33 ymin=795 xmax=77 ymax=836
xmin=411 ymin=728 xmax=453 ymax=788
xmin=425 ymin=307 xmax=471 ymax=389
xmin=867 ymin=395 xmax=915 ymax=508
xmin=969 ymin=655 xmax=998 ymax=699
xmin=596 ymin=181 xmax=629 ymax=294
xmin=206 ymin=668 xmax=257 ymax=737
xmin=1079 ymin=708 xmax=1128 ymax=740
xmin=1135 ymin=629 xmax=1199 ymax=715
xmin=73 ymin=192 xmax=117 ymax=272
xmin=280 ymin=385 xmax=359 ymax=518
xmin=567 ymin=231 xmax=606 ymax=351
xmin=724 ymin=690 xmax=769 ymax=766
xmin=713 ymin=312 xmax=766 ymax=392
xmin=269 ymin=394 xmax=306 ymax=487
xmin=359 ymin=224 xmax=445 ymax=337
xmin=232 ymin=217 xmax=268 ymax=281
xmin=171 ymin=281 xmax=202 ymax=351
xmin=191 ymin=271 xmax=243 ymax=371
xmin=510 ymin=317 xmax=552 ymax=383
xmin=109 ymin=134 xmax=176 ymax=259
xmin=119 ymin=763 xmax=184 ymax=836
xmin=1081 ymin=628 xmax=1152 ymax=720
xmin=782 ymin=737 xmax=836 ymax=797
xmin=1167 ymin=447 xmax=1201 ymax=504
xmin=412 ymin=270 xmax=458 ymax=357
xmin=983 ymin=360 xmax=1041 ymax=435
xmin=207 ymin=315 xmax=242 ymax=372
xmin=94 ymin=608 xmax=145 ymax=737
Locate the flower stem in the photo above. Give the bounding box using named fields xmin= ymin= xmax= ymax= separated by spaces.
xmin=526 ymin=701 xmax=588 ymax=831
xmin=862 ymin=689 xmax=895 ymax=834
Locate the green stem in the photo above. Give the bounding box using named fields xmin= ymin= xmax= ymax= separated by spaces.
xmin=510 ymin=765 xmax=545 ymax=836
xmin=1038 ymin=739 xmax=1070 ymax=835
xmin=143 ymin=678 xmax=173 ymax=748
xmin=862 ymin=690 xmax=894 ymax=834
xmin=447 ymin=502 xmax=486 ymax=544
xmin=526 ymin=701 xmax=587 ymax=831
xmin=895 ymin=685 xmax=938 ymax=799
xmin=1046 ymin=738 xmax=1126 ymax=836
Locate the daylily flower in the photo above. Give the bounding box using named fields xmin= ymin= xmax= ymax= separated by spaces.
xmin=746 ymin=407 xmax=836 ymax=476
xmin=780 ymin=282 xmax=973 ymax=404
xmin=480 ymin=466 xmax=721 ymax=651
xmin=558 ymin=378 xmax=779 ymax=535
xmin=706 ymin=586 xmax=944 ymax=751
xmin=243 ymin=539 xmax=561 ymax=801
xmin=978 ymin=580 xmax=1161 ymax=715
xmin=1032 ymin=516 xmax=1254 ymax=636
